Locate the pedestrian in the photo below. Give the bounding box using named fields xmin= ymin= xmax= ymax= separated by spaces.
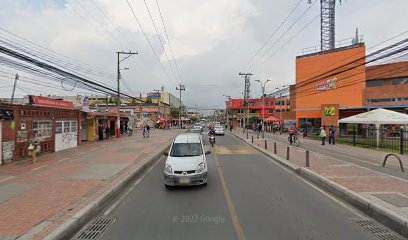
xmin=229 ymin=124 xmax=233 ymax=132
xmin=146 ymin=124 xmax=150 ymax=137
xmin=98 ymin=124 xmax=103 ymax=140
xmin=27 ymin=131 xmax=41 ymax=163
xmin=258 ymin=123 xmax=262 ymax=133
xmin=319 ymin=127 xmax=327 ymax=145
xmin=105 ymin=125 xmax=110 ymax=139
xmin=329 ymin=125 xmax=336 ymax=145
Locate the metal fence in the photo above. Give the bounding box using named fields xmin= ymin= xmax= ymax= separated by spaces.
xmin=304 ymin=126 xmax=408 ymax=155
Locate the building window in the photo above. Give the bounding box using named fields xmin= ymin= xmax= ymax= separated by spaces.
xmin=286 ymin=100 xmax=290 ymax=106
xmin=56 ymin=122 xmax=63 ymax=134
xmin=391 ymin=78 xmax=408 ymax=85
xmin=265 ymin=102 xmax=269 ymax=106
xmin=251 ymin=109 xmax=256 ymax=113
xmin=275 ymin=101 xmax=280 ymax=105
xmin=33 ymin=120 xmax=52 ymax=138
xmin=269 ymin=109 xmax=274 ymax=114
xmin=366 ymin=80 xmax=384 ymax=87
xmin=71 ymin=121 xmax=77 ymax=132
xmin=64 ymin=122 xmax=70 ymax=133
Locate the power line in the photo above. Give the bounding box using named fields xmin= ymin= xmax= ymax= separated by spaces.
xmin=155 ymin=0 xmax=183 ymax=83
xmin=143 ymin=0 xmax=179 ymax=84
xmin=127 ymin=0 xmax=178 ymax=87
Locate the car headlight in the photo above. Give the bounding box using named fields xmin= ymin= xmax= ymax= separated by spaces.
xmin=197 ymin=162 xmax=206 ymax=173
xmin=164 ymin=164 xmax=172 ymax=174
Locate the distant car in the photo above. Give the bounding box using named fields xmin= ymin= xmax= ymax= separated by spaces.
xmin=163 ymin=133 xmax=210 ymax=187
xmin=193 ymin=125 xmax=203 ymax=131
xmin=214 ymin=127 xmax=225 ymax=135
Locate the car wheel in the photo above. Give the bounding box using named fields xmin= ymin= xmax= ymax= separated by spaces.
xmin=165 ymin=184 xmax=173 ymax=190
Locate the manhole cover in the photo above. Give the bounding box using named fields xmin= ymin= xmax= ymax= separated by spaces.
xmin=75 ymin=217 xmax=116 ymax=240
xmin=351 ymin=218 xmax=405 ymax=240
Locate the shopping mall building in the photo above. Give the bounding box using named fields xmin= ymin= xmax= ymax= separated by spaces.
xmin=293 ymin=43 xmax=408 ymax=128
xmin=226 ymin=42 xmax=408 ymax=129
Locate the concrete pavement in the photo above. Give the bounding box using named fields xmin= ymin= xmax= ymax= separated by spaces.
xmin=232 ymin=129 xmax=408 ymax=238
xmin=0 ymin=129 xmax=184 ymax=240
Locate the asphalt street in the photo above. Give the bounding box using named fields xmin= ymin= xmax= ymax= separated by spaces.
xmin=84 ymin=133 xmax=392 ymax=240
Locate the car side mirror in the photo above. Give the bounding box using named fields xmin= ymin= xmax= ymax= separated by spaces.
xmin=205 ymin=151 xmax=211 ymax=155
xmin=163 ymin=152 xmax=169 ymax=156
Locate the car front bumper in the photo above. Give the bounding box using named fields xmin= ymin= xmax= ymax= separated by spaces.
xmin=164 ymin=172 xmax=207 ymax=186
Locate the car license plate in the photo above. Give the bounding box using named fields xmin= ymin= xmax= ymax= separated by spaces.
xmin=180 ymin=177 xmax=190 ymax=184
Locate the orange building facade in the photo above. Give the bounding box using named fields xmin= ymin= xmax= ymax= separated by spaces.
xmin=294 ymin=43 xmax=408 ymax=128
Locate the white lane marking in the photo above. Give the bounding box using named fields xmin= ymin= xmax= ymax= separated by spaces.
xmin=103 ymin=156 xmax=164 ymax=216
xmin=31 ymin=165 xmax=47 ymax=171
xmin=260 ymin=155 xmax=367 ymax=219
xmin=0 ymin=176 xmax=15 ymax=183
xmin=58 ymin=158 xmax=70 ymax=162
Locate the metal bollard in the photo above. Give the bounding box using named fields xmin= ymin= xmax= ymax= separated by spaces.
xmin=265 ymin=140 xmax=267 ymax=149
xmin=306 ymin=150 xmax=310 ymax=167
xmin=274 ymin=142 xmax=277 ymax=154
xmin=246 ymin=131 xmax=248 ymax=139
xmin=257 ymin=132 xmax=259 ymax=139
xmin=286 ymin=146 xmax=290 ymax=160
xmin=252 ymin=135 xmax=254 ymax=143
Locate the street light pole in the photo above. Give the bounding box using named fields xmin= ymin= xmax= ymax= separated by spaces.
xmin=256 ymin=79 xmax=271 ymax=139
xmin=116 ymin=51 xmax=137 ymax=138
xmin=223 ymin=95 xmax=231 ymax=128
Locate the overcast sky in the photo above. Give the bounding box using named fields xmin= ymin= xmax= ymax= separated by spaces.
xmin=0 ymin=0 xmax=407 ymax=111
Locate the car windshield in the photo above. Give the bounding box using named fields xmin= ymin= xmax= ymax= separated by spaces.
xmin=170 ymin=143 xmax=203 ymax=157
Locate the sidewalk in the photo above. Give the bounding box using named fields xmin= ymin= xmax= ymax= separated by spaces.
xmin=0 ymin=129 xmax=183 ymax=240
xmin=231 ymin=129 xmax=408 ymax=238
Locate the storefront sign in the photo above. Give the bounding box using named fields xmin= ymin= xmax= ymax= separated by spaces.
xmin=0 ymin=109 xmax=13 ymax=120
xmin=317 ymin=77 xmax=337 ymax=91
xmin=324 ymin=107 xmax=336 ymax=116
xmin=30 ymin=96 xmax=74 ymax=109
xmin=147 ymin=92 xmax=161 ymax=99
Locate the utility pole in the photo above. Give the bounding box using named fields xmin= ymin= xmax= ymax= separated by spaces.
xmin=116 ymin=51 xmax=138 ymax=138
xmin=176 ymin=84 xmax=185 ymax=129
xmin=10 ymin=73 xmax=18 ymax=105
xmin=139 ymin=93 xmax=142 ymax=127
xmin=255 ymin=79 xmax=271 ymax=138
xmin=239 ymin=72 xmax=252 ymax=133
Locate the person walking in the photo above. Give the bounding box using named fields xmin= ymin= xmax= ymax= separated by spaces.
xmin=329 ymin=125 xmax=336 ymax=145
xmin=105 ymin=125 xmax=110 ymax=139
xmin=319 ymin=127 xmax=327 ymax=145
xmin=27 ymin=131 xmax=41 ymax=163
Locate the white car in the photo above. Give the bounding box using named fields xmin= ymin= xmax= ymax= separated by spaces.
xmin=164 ymin=133 xmax=210 ymax=187
xmin=214 ymin=127 xmax=225 ymax=135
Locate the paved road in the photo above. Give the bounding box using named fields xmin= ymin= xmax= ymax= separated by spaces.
xmin=84 ymin=134 xmax=390 ymax=240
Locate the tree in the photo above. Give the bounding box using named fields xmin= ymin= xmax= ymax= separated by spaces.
xmin=190 ymin=116 xmax=199 ymax=122
xmin=170 ymin=108 xmax=180 ymax=118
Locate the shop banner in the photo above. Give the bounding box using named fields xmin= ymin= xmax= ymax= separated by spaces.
xmin=0 ymin=109 xmax=13 ymax=120
xmin=30 ymin=96 xmax=73 ymax=109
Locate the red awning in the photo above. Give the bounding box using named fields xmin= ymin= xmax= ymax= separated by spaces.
xmin=264 ymin=116 xmax=280 ymax=123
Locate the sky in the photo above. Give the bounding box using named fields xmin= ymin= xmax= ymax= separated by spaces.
xmin=0 ymin=0 xmax=407 ymax=111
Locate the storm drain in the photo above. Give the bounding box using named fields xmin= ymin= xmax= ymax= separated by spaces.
xmin=351 ymin=218 xmax=405 ymax=240
xmin=75 ymin=217 xmax=116 ymax=240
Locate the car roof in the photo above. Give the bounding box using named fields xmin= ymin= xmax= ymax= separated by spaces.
xmin=174 ymin=133 xmax=201 ymax=143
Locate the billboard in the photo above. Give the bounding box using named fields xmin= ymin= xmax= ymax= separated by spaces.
xmin=147 ymin=92 xmax=161 ymax=99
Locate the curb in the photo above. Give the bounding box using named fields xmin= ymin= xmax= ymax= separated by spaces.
xmin=230 ymin=131 xmax=408 ymax=238
xmin=44 ymin=143 xmax=172 ymax=240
